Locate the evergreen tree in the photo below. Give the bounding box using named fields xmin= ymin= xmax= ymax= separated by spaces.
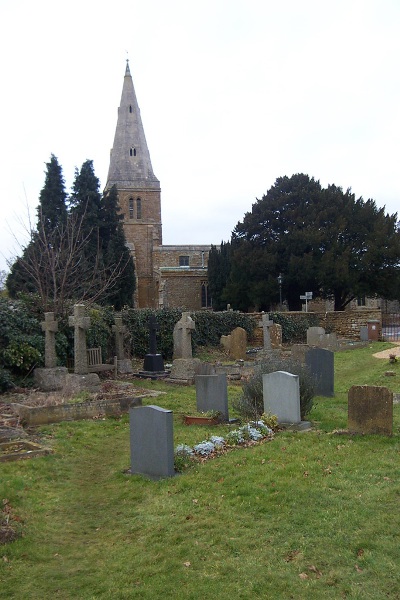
xmin=99 ymin=185 xmax=135 ymax=309
xmin=207 ymin=242 xmax=231 ymax=311
xmin=37 ymin=154 xmax=68 ymax=235
xmin=69 ymin=159 xmax=102 ymax=257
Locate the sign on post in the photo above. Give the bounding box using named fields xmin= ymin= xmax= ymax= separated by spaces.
xmin=300 ymin=291 xmax=313 ymax=312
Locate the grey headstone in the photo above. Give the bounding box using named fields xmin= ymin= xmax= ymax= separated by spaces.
xmin=306 ymin=326 xmax=325 ymax=346
xmin=41 ymin=312 xmax=58 ymax=368
xmin=306 ymin=347 xmax=334 ymax=397
xmin=360 ymin=326 xmax=368 ymax=342
xmin=112 ymin=316 xmax=126 ymax=361
xmin=262 ymin=314 xmax=273 ymax=350
xmin=129 ymin=405 xmax=175 ymax=479
xmin=195 ymin=373 xmax=229 ymax=421
xmin=263 ymin=371 xmax=301 ymax=424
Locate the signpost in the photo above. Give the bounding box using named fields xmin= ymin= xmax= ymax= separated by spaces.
xmin=300 ymin=291 xmax=313 ymax=312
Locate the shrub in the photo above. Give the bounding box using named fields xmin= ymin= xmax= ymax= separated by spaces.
xmin=269 ymin=312 xmax=320 ymax=344
xmin=234 ymin=355 xmax=315 ymax=420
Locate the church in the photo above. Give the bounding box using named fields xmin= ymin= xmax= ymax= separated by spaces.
xmin=104 ymin=62 xmax=212 ymax=310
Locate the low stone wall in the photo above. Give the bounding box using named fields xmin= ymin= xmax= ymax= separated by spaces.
xmin=250 ymin=309 xmax=382 ymax=343
xmin=12 ymin=396 xmax=143 ymax=427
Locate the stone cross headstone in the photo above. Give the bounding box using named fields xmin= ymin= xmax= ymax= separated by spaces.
xmin=306 ymin=347 xmax=334 ymax=397
xmin=229 ymin=327 xmax=247 ymax=360
xmin=41 ymin=312 xmax=58 ymax=368
xmin=129 ymin=405 xmax=175 ymax=479
xmin=262 ymin=315 xmax=273 ymax=350
xmin=173 ymin=312 xmax=195 ymax=359
xmin=195 ymin=373 xmax=229 ymax=421
xmin=263 ymin=371 xmax=301 ymax=424
xmin=68 ymin=304 xmax=91 ymax=375
xmin=348 ymin=385 xmax=393 ymax=435
xmin=112 ymin=315 xmax=126 ymax=361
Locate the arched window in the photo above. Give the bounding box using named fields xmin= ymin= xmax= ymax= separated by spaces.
xmin=129 ymin=148 xmax=137 ymax=157
xmin=136 ymin=198 xmax=142 ymax=220
xmin=129 ymin=198 xmax=134 ymax=219
xmin=129 ymin=105 xmax=133 ymax=113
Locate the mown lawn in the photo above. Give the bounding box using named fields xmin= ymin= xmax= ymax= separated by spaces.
xmin=1 ymin=342 xmax=399 ymax=599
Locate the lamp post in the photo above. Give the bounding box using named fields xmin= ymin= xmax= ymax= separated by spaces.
xmin=277 ymin=273 xmax=283 ymax=310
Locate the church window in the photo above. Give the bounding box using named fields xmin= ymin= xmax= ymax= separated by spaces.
xmin=129 ymin=105 xmax=132 ymax=113
xmin=201 ymin=281 xmax=212 ymax=308
xmin=179 ymin=256 xmax=189 ymax=267
xmin=129 ymin=198 xmax=134 ymax=219
xmin=130 ymin=147 xmax=136 ymax=157
xmin=136 ymin=198 xmax=142 ymax=219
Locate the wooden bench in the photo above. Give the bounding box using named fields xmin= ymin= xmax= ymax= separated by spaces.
xmin=87 ymin=348 xmax=117 ymax=376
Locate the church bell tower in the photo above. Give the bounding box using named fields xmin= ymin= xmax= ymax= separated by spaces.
xmin=105 ymin=60 xmax=162 ymax=308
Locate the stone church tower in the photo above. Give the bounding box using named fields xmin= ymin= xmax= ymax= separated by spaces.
xmin=105 ymin=60 xmax=162 ymax=308
xmin=105 ymin=62 xmax=212 ymax=310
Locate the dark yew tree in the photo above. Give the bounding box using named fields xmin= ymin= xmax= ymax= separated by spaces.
xmin=207 ymin=242 xmax=231 ymax=310
xmin=227 ymin=174 xmax=400 ymax=311
xmin=37 ymin=154 xmax=68 ymax=235
xmin=99 ymin=185 xmax=135 ymax=309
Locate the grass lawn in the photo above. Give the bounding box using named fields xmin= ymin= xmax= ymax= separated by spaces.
xmin=1 ymin=342 xmax=399 ymax=599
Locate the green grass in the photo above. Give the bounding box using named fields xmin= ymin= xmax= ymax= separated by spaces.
xmin=1 ymin=342 xmax=400 ymax=599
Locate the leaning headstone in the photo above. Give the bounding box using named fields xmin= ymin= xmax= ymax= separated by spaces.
xmin=173 ymin=312 xmax=195 ymax=359
xmin=129 ymin=405 xmax=175 ymax=479
xmin=69 ymin=304 xmax=91 ymax=375
xmin=229 ymin=327 xmax=247 ymax=360
xmin=348 ymin=385 xmax=393 ymax=435
xmin=262 ymin=315 xmax=273 ymax=350
xmin=307 ymin=326 xmax=325 ymax=347
xmin=195 ymin=373 xmax=229 ymax=421
xmin=263 ymin=371 xmax=300 ymax=424
xmin=34 ymin=312 xmax=68 ymax=391
xmin=306 ymin=348 xmax=334 ymax=397
xmin=112 ymin=315 xmax=133 ymax=374
xmin=143 ymin=315 xmax=164 ymax=373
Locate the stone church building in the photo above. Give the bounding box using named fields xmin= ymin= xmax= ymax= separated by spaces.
xmin=105 ymin=62 xmax=212 ymax=310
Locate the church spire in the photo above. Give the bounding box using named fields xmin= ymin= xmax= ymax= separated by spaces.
xmin=105 ymin=61 xmax=160 ymax=190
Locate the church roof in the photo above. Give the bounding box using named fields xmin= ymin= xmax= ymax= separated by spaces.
xmin=105 ymin=61 xmax=160 ymax=190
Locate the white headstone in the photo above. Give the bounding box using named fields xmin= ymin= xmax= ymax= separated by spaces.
xmin=263 ymin=371 xmax=301 ymax=423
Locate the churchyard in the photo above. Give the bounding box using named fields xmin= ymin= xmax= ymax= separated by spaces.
xmin=1 ymin=335 xmax=399 ymax=598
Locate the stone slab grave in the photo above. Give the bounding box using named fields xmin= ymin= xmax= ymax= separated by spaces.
xmin=348 ymin=385 xmax=393 ymax=435
xmin=263 ymin=371 xmax=311 ymax=430
xmin=195 ymin=373 xmax=229 ymax=421
xmin=129 ymin=405 xmax=175 ymax=479
xmin=0 ymin=441 xmax=52 ymax=463
xmin=306 ymin=347 xmax=334 ymax=397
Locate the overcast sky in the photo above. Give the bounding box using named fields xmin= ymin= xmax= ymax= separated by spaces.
xmin=1 ymin=0 xmax=400 ymax=274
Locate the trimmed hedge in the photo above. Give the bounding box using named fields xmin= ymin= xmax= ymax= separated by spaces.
xmin=269 ymin=312 xmax=320 ymax=343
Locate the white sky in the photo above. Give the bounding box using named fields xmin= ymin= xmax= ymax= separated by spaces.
xmin=1 ymin=0 xmax=400 ymax=274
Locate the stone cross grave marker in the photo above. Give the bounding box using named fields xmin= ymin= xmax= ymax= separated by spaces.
xmin=263 ymin=371 xmax=301 ymax=424
xmin=129 ymin=405 xmax=175 ymax=479
xmin=143 ymin=315 xmax=164 ymax=372
xmin=262 ymin=314 xmax=273 ymax=350
xmin=173 ymin=312 xmax=195 ymax=359
xmin=112 ymin=315 xmax=126 ymax=361
xmin=149 ymin=314 xmax=159 ymax=355
xmin=68 ymin=304 xmax=91 ymax=375
xmin=41 ymin=312 xmax=58 ymax=368
xmin=348 ymin=385 xmax=393 ymax=435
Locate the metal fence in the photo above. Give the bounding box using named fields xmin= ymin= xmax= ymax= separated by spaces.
xmin=382 ymin=312 xmax=400 ymax=341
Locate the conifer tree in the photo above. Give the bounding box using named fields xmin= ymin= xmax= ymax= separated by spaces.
xmin=37 ymin=154 xmax=68 ymax=235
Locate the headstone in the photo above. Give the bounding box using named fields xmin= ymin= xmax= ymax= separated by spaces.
xmin=306 ymin=348 xmax=334 ymax=397
xmin=270 ymin=323 xmax=282 ymax=349
xmin=291 ymin=344 xmax=309 ymax=364
xmin=34 ymin=312 xmax=68 ymax=391
xmin=169 ymin=358 xmax=202 ymax=384
xmin=229 ymin=327 xmax=247 ymax=360
xmin=112 ymin=315 xmax=133 ymax=374
xmin=263 ymin=371 xmax=301 ymax=424
xmin=173 ymin=312 xmax=195 ymax=359
xmin=195 ymin=373 xmax=229 ymax=421
xmin=220 ymin=334 xmax=231 ymax=352
xmin=68 ymin=304 xmax=91 ymax=375
xmin=306 ymin=326 xmax=325 ymax=347
xmin=143 ymin=315 xmax=164 ymax=372
xmin=42 ymin=312 xmax=58 ymax=368
xmin=360 ymin=326 xmax=368 ymax=342
xmin=348 ymin=385 xmax=393 ymax=435
xmin=262 ymin=315 xmax=273 ymax=350
xmin=129 ymin=405 xmax=175 ymax=479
